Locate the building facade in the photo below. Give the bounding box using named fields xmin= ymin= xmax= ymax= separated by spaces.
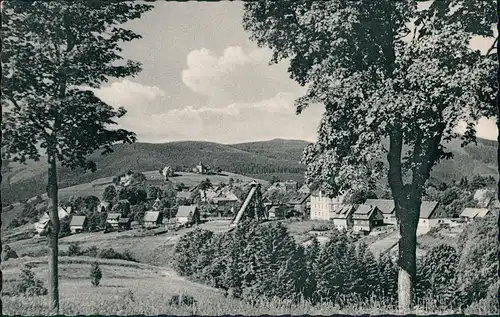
xmin=310 ymin=190 xmax=347 ymax=220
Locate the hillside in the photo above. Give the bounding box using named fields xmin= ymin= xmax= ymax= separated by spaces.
xmin=1 ymin=137 xmax=498 ymax=205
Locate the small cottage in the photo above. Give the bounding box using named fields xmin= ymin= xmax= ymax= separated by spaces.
xmin=106 ymin=213 xmax=121 ymax=229
xmin=418 ymin=201 xmax=441 ymax=229
xmin=143 ymin=211 xmax=163 ymax=228
xmin=268 ymin=205 xmax=287 ymax=219
xmin=176 ymin=205 xmax=200 ymax=225
xmin=70 ymin=215 xmax=87 ymax=233
xmin=460 ymin=208 xmax=490 ymax=222
xmin=352 ymin=205 xmax=384 ymax=233
xmin=288 ymin=193 xmax=311 ymax=216
xmin=331 ymin=204 xmax=357 ymax=230
xmin=364 ymin=199 xmax=396 ymax=224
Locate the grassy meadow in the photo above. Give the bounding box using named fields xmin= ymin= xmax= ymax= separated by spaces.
xmin=2 ymin=256 xmax=484 ymax=316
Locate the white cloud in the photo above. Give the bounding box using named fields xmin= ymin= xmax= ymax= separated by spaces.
xmin=181 ymin=46 xmax=297 ymax=103
xmin=93 ymin=80 xmax=320 ymax=143
xmin=182 ymin=46 xmax=271 ymax=97
xmin=93 ymin=79 xmax=168 ymax=116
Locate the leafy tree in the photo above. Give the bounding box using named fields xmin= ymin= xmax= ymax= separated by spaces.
xmin=102 ymin=185 xmax=117 ymax=202
xmin=242 ymin=1 xmax=495 ymax=310
xmin=346 ymin=189 xmax=378 ymax=205
xmin=67 ymin=242 xmax=82 ymax=257
xmin=1 ymin=1 xmax=152 ymax=311
xmin=199 ymin=178 xmax=212 ymax=191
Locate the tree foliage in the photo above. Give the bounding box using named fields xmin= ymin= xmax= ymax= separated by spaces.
xmin=242 ymin=1 xmax=496 ymax=308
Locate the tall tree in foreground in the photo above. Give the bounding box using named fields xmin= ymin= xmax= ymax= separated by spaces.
xmin=243 ymin=0 xmax=496 ymax=310
xmin=1 ymin=1 xmax=153 ymax=312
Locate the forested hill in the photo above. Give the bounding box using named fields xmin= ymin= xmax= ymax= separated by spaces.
xmin=1 ymin=139 xmax=310 ymax=205
xmin=1 ymin=137 xmax=498 ymax=205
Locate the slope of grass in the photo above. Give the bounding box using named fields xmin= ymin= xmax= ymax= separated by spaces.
xmin=2 ymin=255 xmax=480 ymax=316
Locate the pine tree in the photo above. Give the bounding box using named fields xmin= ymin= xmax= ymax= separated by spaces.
xmin=304 ymin=237 xmax=321 ymax=302
xmin=90 ymin=262 xmax=102 ymax=287
xmin=378 ymin=252 xmax=398 ymax=305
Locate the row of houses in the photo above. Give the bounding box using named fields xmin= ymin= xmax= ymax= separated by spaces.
xmin=309 ymin=188 xmax=497 ymax=233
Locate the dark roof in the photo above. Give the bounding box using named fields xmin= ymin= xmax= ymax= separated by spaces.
xmin=364 ymin=199 xmax=395 ymax=214
xmin=70 ymin=215 xmax=86 ymax=227
xmin=419 ymin=201 xmax=439 ymax=219
xmin=331 ymin=204 xmax=356 ymax=219
xmin=144 ymin=211 xmax=161 ymax=222
xmin=288 ymin=193 xmax=311 ymax=205
xmin=177 ymin=205 xmax=198 ymax=217
xmin=353 ymin=205 xmax=379 ymax=220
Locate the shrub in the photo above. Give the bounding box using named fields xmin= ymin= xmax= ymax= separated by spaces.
xmin=83 ymin=245 xmax=99 ymax=258
xmin=13 ymin=265 xmax=48 ymax=296
xmin=90 ymin=262 xmax=102 ymax=286
xmin=7 ymin=218 xmax=21 ymax=229
xmin=168 ymin=294 xmax=197 ymax=306
xmin=98 ymin=248 xmax=137 ymax=262
xmin=1 ymin=245 xmax=19 ymax=261
xmin=67 ymin=242 xmax=82 ymax=257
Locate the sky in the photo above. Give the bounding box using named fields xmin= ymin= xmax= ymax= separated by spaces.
xmin=93 ymin=1 xmax=497 ymax=145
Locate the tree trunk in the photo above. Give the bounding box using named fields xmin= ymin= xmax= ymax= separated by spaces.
xmin=387 ymin=129 xmax=419 ymax=311
xmin=396 ymin=209 xmax=419 ymax=312
xmin=497 ymin=0 xmax=500 ymax=215
xmin=47 ymin=154 xmax=60 ymax=313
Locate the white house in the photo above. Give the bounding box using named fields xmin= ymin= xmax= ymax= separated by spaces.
xmin=310 ymin=190 xmax=347 ymax=220
xmin=417 ymin=201 xmax=442 ymax=229
xmin=330 ymin=204 xmax=357 ymax=230
xmin=69 ymin=215 xmax=87 ymax=233
xmin=460 ymin=208 xmax=490 ymax=222
xmin=176 ymin=205 xmax=200 ymax=225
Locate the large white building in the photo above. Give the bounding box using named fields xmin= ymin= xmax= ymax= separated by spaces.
xmin=310 ymin=190 xmax=347 ymax=220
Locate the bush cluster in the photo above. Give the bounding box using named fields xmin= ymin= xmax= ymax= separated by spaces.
xmin=63 ymin=243 xmax=137 ymax=262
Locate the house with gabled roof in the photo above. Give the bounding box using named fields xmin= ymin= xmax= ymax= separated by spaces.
xmin=70 ymin=215 xmax=87 ymax=233
xmin=364 ymin=199 xmax=396 ymax=224
xmin=143 ymin=211 xmax=163 ymax=228
xmin=418 ymin=201 xmax=442 ymax=229
xmin=287 ymin=193 xmax=311 ymax=216
xmin=106 ymin=213 xmax=121 ymax=229
xmin=460 ymin=207 xmax=490 ymax=222
xmin=176 ymin=205 xmax=200 ymax=225
xmin=330 ymin=204 xmax=357 ymax=230
xmin=352 ymin=205 xmax=384 ymax=233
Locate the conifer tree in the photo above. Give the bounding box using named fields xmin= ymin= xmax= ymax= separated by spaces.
xmin=378 ymin=252 xmax=398 ymax=305
xmin=304 ymin=237 xmax=321 ymax=301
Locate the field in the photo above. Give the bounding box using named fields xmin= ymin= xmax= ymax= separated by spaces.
xmin=1 ymin=218 xmax=487 ymax=316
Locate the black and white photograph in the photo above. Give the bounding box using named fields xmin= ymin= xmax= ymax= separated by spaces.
xmin=1 ymin=0 xmax=499 ymax=315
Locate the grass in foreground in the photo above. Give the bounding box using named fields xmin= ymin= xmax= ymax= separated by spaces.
xmin=2 ymin=256 xmax=495 ymax=316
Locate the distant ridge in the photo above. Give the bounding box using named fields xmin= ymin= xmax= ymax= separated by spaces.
xmin=1 ymin=137 xmax=498 ymax=205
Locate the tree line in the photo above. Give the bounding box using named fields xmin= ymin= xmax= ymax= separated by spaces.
xmin=172 ymin=217 xmax=497 ymax=312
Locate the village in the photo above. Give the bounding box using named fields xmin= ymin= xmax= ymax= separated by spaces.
xmin=31 ymin=160 xmax=496 ymax=243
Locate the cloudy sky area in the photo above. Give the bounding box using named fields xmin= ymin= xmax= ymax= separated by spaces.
xmin=94 ymin=2 xmax=497 ymax=144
